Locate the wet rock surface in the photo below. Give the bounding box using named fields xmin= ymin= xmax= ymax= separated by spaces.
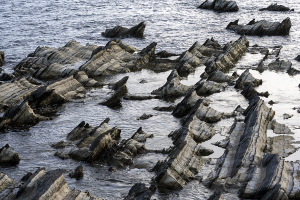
xmin=0 ymin=51 xmax=4 ymax=67
xmin=69 ymin=165 xmax=84 ymax=179
xmin=0 ymin=144 xmax=20 ymax=165
xmin=259 ymin=3 xmax=293 ymax=12
xmin=101 ymin=22 xmax=145 ymax=38
xmin=124 ymin=183 xmax=155 ymax=200
xmin=226 ymin=17 xmax=291 ymax=36
xmin=0 ymin=168 xmax=101 ymax=200
xmin=198 ymin=0 xmax=239 ymax=12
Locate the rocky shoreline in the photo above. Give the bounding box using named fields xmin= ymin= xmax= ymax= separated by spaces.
xmin=1 ymin=1 xmax=300 ymax=200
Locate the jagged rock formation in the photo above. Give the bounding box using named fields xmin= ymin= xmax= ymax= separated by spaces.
xmin=80 ymin=40 xmax=156 ymax=76
xmin=137 ymin=113 xmax=153 ymax=120
xmin=124 ymin=183 xmax=155 ymax=200
xmin=0 ymin=168 xmax=101 ymax=199
xmin=204 ymin=95 xmax=300 ymax=199
xmin=198 ymin=0 xmax=239 ymax=12
xmin=196 ymin=80 xmax=227 ymax=96
xmin=14 ymin=40 xmax=98 ymax=79
xmin=257 ymin=58 xmax=292 ymax=73
xmin=154 ymin=100 xmax=217 ymax=189
xmin=112 ymin=76 xmax=129 ymax=90
xmin=207 ymin=69 xmax=235 ymax=83
xmin=156 ymin=50 xmax=179 ymax=58
xmin=0 ymin=100 xmax=48 ymax=130
xmin=259 ymin=3 xmax=293 ymax=12
xmin=0 ymin=144 xmax=20 ymax=165
xmin=235 ymin=69 xmax=262 ymax=89
xmin=57 ymin=120 xmax=151 ymax=169
xmin=69 ymin=165 xmax=84 ymax=179
xmin=204 ymin=36 xmax=249 ymax=74
xmin=151 ymin=70 xmax=193 ymax=98
xmin=0 ymin=77 xmax=40 ymax=111
xmin=208 ymin=190 xmax=227 ymax=200
xmin=100 ymin=85 xmax=128 ymax=108
xmin=0 ymin=50 xmax=4 ymax=67
xmin=101 ymin=22 xmax=145 ymax=38
xmin=226 ymin=18 xmax=292 ymax=36
xmin=241 ymin=83 xmax=269 ymax=99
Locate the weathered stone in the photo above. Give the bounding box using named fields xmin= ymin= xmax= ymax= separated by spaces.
xmin=15 ymin=40 xmax=98 ymax=79
xmin=295 ymin=55 xmax=300 ymax=62
xmin=131 ymin=127 xmax=153 ymax=142
xmin=0 ymin=51 xmax=4 ymax=67
xmin=241 ymin=83 xmax=269 ymax=99
xmin=195 ymin=80 xmax=227 ymax=96
xmin=137 ymin=113 xmax=153 ymax=120
xmin=283 ymin=113 xmax=293 ymax=119
xmin=265 ymin=135 xmax=298 ymax=158
xmin=268 ymin=120 xmax=293 ymax=135
xmin=195 ymin=145 xmax=214 ymax=156
xmin=101 ymin=22 xmax=145 ymax=38
xmin=153 ymin=105 xmax=176 ymax=112
xmin=124 ymin=183 xmax=154 ymax=200
xmin=205 ymin=36 xmax=249 ymax=74
xmin=207 ymin=69 xmax=235 ymax=83
xmin=0 ymin=168 xmax=102 ymax=200
xmin=259 ymin=3 xmax=292 ymax=12
xmin=156 ymin=50 xmax=179 ymax=58
xmin=51 ymin=141 xmax=66 ymax=149
xmin=0 ymin=100 xmax=48 ymax=130
xmin=235 ymin=69 xmax=262 ymax=89
xmin=69 ymin=165 xmax=84 ymax=179
xmin=123 ymin=95 xmax=159 ymax=100
xmin=113 ymin=76 xmax=129 ymax=90
xmin=0 ymin=144 xmax=20 ymax=165
xmin=80 ymin=40 xmax=156 ymax=76
xmin=226 ymin=18 xmax=291 ymax=36
xmin=208 ymin=189 xmax=227 ymax=200
xmin=198 ymin=0 xmax=239 ymax=12
xmin=151 ymin=70 xmax=193 ymax=98
xmin=100 ymin=85 xmax=127 ymax=108
xmin=0 ymin=73 xmax=15 ymax=81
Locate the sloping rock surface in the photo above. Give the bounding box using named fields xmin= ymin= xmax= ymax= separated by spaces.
xmin=198 ymin=0 xmax=239 ymax=12
xmin=102 ymin=22 xmax=145 ymax=38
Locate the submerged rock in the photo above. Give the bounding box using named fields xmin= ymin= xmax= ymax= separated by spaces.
xmin=259 ymin=3 xmax=293 ymax=12
xmin=101 ymin=22 xmax=145 ymax=38
xmin=137 ymin=113 xmax=153 ymax=120
xmin=198 ymin=0 xmax=239 ymax=12
xmin=0 ymin=50 xmax=4 ymax=67
xmin=51 ymin=141 xmax=66 ymax=149
xmin=156 ymin=50 xmax=179 ymax=58
xmin=226 ymin=17 xmax=291 ymax=36
xmin=0 ymin=144 xmax=20 ymax=165
xmin=0 ymin=168 xmax=102 ymax=199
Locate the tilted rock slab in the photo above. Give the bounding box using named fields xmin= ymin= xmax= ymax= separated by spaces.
xmin=101 ymin=22 xmax=145 ymax=38
xmin=14 ymin=40 xmax=98 ymax=79
xmin=154 ymin=100 xmax=217 ymax=189
xmin=207 ymin=69 xmax=235 ymax=83
xmin=226 ymin=18 xmax=292 ymax=36
xmin=80 ymin=40 xmax=156 ymax=76
xmin=198 ymin=0 xmax=239 ymax=12
xmin=0 ymin=168 xmax=101 ymax=200
xmin=205 ymin=36 xmax=249 ymax=74
xmin=235 ymin=69 xmax=262 ymax=89
xmin=204 ymin=95 xmax=300 ymax=199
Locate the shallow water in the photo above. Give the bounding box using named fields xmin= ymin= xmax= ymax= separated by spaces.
xmin=1 ymin=0 xmax=300 ymax=199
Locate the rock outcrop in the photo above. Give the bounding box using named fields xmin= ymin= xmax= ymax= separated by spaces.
xmin=101 ymin=22 xmax=145 ymax=38
xmin=235 ymin=69 xmax=262 ymax=89
xmin=0 ymin=51 xmax=4 ymax=67
xmin=203 ymin=95 xmax=300 ymax=199
xmin=198 ymin=0 xmax=239 ymax=12
xmin=0 ymin=168 xmax=102 ymax=199
xmin=124 ymin=183 xmax=155 ymax=200
xmin=0 ymin=144 xmax=20 ymax=165
xmin=226 ymin=18 xmax=291 ymax=36
xmin=259 ymin=3 xmax=293 ymax=12
xmin=100 ymin=85 xmax=128 ymax=108
xmin=14 ymin=40 xmax=98 ymax=79
xmin=257 ymin=58 xmax=293 ymax=73
xmin=69 ymin=165 xmax=84 ymax=179
xmin=207 ymin=69 xmax=235 ymax=84
xmin=80 ymin=40 xmax=156 ymax=76
xmin=154 ymin=100 xmax=218 ymax=189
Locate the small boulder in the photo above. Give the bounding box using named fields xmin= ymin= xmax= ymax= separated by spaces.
xmin=51 ymin=141 xmax=66 ymax=149
xmin=137 ymin=113 xmax=153 ymax=120
xmin=0 ymin=144 xmax=20 ymax=165
xmin=69 ymin=165 xmax=84 ymax=179
xmin=124 ymin=183 xmax=154 ymax=200
xmin=259 ymin=3 xmax=292 ymax=12
xmin=102 ymin=22 xmax=145 ymax=38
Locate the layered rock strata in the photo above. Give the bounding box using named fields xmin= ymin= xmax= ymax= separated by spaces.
xmin=154 ymin=100 xmax=218 ymax=189
xmin=204 ymin=95 xmax=300 ymax=199
xmin=0 ymin=168 xmax=101 ymax=200
xmin=198 ymin=0 xmax=239 ymax=12
xmin=101 ymin=22 xmax=145 ymax=38
xmin=226 ymin=18 xmax=292 ymax=36
xmin=235 ymin=69 xmax=262 ymax=89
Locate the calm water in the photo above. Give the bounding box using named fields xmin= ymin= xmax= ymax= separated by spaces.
xmin=1 ymin=0 xmax=300 ymax=199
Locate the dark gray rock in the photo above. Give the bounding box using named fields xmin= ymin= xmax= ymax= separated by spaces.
xmin=69 ymin=165 xmax=84 ymax=179
xmin=235 ymin=69 xmax=262 ymax=89
xmin=198 ymin=0 xmax=239 ymax=12
xmin=100 ymin=85 xmax=128 ymax=108
xmin=137 ymin=113 xmax=153 ymax=120
xmin=124 ymin=183 xmax=154 ymax=200
xmin=156 ymin=50 xmax=179 ymax=58
xmin=0 ymin=144 xmax=20 ymax=165
xmin=241 ymin=83 xmax=269 ymax=99
xmin=259 ymin=3 xmax=292 ymax=11
xmin=0 ymin=51 xmax=4 ymax=67
xmin=101 ymin=22 xmax=145 ymax=38
xmin=226 ymin=18 xmax=291 ymax=36
xmin=51 ymin=141 xmax=66 ymax=149
xmin=113 ymin=76 xmax=129 ymax=90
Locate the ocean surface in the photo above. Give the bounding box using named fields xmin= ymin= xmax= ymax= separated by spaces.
xmin=1 ymin=0 xmax=300 ymax=199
